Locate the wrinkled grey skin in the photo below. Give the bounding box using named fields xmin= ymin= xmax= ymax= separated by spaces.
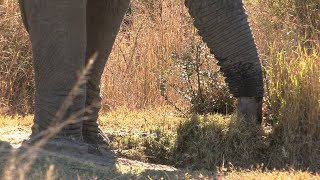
xmin=18 ymin=0 xmax=263 ymax=152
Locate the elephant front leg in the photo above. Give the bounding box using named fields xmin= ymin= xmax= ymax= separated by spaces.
xmin=83 ymin=0 xmax=130 ymax=154
xmin=21 ymin=0 xmax=87 ymax=141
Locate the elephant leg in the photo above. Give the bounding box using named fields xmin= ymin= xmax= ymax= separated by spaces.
xmin=185 ymin=0 xmax=264 ymax=123
xmin=21 ymin=0 xmax=87 ymax=140
xmin=83 ymin=0 xmax=130 ymax=149
xmin=18 ymin=0 xmax=29 ymax=32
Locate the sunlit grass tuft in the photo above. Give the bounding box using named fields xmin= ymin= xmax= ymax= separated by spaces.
xmin=266 ymin=47 xmax=320 ymax=169
xmin=0 ymin=115 xmax=33 ymax=127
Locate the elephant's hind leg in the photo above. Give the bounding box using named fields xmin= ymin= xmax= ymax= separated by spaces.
xmin=83 ymin=0 xmax=130 ymax=152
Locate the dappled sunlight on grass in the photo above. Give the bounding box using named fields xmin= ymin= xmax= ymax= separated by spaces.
xmin=0 ymin=115 xmax=33 ymax=127
xmin=225 ymin=170 xmax=319 ymax=180
xmin=1 ymin=112 xmax=320 ymax=179
xmin=99 ymin=106 xmax=183 ymax=133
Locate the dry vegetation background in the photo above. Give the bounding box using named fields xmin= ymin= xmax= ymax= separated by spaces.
xmin=0 ymin=0 xmax=319 ymax=173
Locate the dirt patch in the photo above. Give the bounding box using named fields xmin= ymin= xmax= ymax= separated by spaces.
xmin=0 ymin=126 xmax=181 ymax=179
xmin=0 ymin=126 xmax=30 ymax=148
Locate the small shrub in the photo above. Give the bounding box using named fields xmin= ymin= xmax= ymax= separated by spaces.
xmin=160 ymin=41 xmax=235 ymax=115
xmin=143 ymin=128 xmax=175 ymax=164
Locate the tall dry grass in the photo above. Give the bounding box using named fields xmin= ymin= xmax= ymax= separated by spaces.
xmin=246 ymin=0 xmax=319 ymax=169
xmin=0 ymin=0 xmax=33 ymax=114
xmin=102 ymin=0 xmax=200 ymax=110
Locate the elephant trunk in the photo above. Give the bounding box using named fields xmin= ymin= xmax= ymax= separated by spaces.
xmin=185 ymin=0 xmax=264 ymax=123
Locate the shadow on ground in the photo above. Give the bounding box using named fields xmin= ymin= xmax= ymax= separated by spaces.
xmin=0 ymin=139 xmax=215 ymax=179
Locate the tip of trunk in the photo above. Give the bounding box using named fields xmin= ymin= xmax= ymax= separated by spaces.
xmin=237 ymin=97 xmax=262 ymax=124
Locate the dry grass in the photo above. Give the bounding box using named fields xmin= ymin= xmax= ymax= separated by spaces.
xmin=266 ymin=48 xmax=320 ymax=169
xmin=101 ymin=0 xmax=199 ymax=110
xmin=0 ymin=115 xmax=32 ymax=127
xmin=246 ymin=0 xmax=320 ymax=170
xmin=99 ymin=106 xmax=182 ymax=133
xmin=0 ymin=0 xmax=319 ymax=178
xmin=225 ymin=170 xmax=319 ymax=180
xmin=0 ymin=0 xmax=33 ymax=114
xmin=1 ymin=111 xmax=320 ymax=179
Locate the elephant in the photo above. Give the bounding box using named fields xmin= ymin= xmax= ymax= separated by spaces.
xmin=18 ymin=0 xmax=263 ymax=154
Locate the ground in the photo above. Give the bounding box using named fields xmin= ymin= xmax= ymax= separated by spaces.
xmin=0 ymin=109 xmax=319 ymax=179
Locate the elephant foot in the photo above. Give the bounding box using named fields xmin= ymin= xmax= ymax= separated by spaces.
xmin=24 ymin=122 xmax=111 ymax=156
xmin=23 ymin=124 xmax=91 ymax=155
xmin=22 ymin=135 xmax=111 ymax=156
xmin=82 ymin=126 xmax=111 ymax=156
xmin=28 ymin=123 xmax=84 ymax=143
xmin=43 ymin=137 xmax=89 ymax=154
xmin=21 ymin=136 xmax=91 ymax=155
xmin=237 ymin=97 xmax=263 ymax=124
